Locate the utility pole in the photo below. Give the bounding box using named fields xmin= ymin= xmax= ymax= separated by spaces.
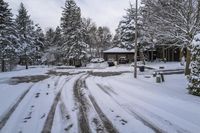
xmin=134 ymin=0 xmax=138 ymax=78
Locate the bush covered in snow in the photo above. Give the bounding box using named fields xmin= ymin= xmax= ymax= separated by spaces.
xmin=188 ymin=34 xmax=200 ymax=96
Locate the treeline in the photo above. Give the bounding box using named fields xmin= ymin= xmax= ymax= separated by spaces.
xmin=0 ymin=0 xmax=112 ymax=71
xmin=113 ymin=0 xmax=200 ymax=74
xmin=0 ymin=1 xmax=45 ymax=71
xmin=112 ymin=0 xmax=200 ymax=95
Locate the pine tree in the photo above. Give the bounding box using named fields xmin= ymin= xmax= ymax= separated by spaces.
xmin=112 ymin=31 xmax=121 ymax=48
xmin=34 ymin=24 xmax=45 ymax=51
xmin=52 ymin=26 xmax=62 ymax=47
xmin=15 ymin=3 xmax=36 ymax=69
xmin=0 ymin=0 xmax=18 ymax=72
xmin=115 ymin=4 xmax=136 ymax=50
xmin=43 ymin=27 xmax=64 ymax=65
xmin=45 ymin=28 xmax=55 ymax=47
xmin=188 ymin=34 xmax=200 ymax=96
xmin=33 ymin=24 xmax=45 ymax=64
xmin=61 ymin=0 xmax=87 ymax=65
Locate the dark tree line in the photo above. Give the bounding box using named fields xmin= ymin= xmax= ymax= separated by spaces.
xmin=112 ymin=0 xmax=200 ymax=95
xmin=0 ymin=0 xmax=112 ymax=71
xmin=0 ymin=1 xmax=45 ymax=71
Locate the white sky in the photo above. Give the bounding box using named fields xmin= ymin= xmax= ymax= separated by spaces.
xmin=5 ymin=0 xmax=139 ymax=34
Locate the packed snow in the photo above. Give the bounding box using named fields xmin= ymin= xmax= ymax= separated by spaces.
xmin=0 ymin=62 xmax=199 ymax=133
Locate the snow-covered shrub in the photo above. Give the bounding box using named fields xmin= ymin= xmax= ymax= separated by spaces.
xmin=188 ymin=34 xmax=200 ymax=96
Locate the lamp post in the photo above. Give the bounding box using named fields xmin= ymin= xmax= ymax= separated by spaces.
xmin=134 ymin=0 xmax=138 ymax=78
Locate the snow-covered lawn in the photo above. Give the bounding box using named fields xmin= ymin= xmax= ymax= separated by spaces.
xmin=0 ymin=62 xmax=199 ymax=133
xmin=144 ymin=62 xmax=184 ymax=70
xmin=87 ymin=73 xmax=200 ymax=133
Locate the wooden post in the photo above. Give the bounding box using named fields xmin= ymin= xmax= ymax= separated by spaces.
xmin=172 ymin=48 xmax=175 ymax=61
xmin=162 ymin=46 xmax=165 ymax=61
xmin=151 ymin=50 xmax=153 ymax=62
xmin=1 ymin=58 xmax=5 ymax=72
xmin=167 ymin=48 xmax=170 ymax=61
xmin=179 ymin=47 xmax=183 ymax=61
xmin=25 ymin=55 xmax=28 ymax=69
xmin=134 ymin=0 xmax=138 ymax=78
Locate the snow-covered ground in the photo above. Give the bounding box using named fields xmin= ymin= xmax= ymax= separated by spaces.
xmin=0 ymin=62 xmax=199 ymax=133
xmin=144 ymin=62 xmax=184 ymax=70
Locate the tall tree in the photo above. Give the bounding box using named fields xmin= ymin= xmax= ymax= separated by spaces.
xmin=61 ymin=0 xmax=88 ymax=65
xmin=33 ymin=24 xmax=45 ymax=64
xmin=0 ymin=0 xmax=18 ymax=72
xmin=15 ymin=3 xmax=36 ymax=69
xmin=188 ymin=33 xmax=200 ymax=96
xmin=52 ymin=26 xmax=62 ymax=47
xmin=44 ymin=28 xmax=55 ymax=47
xmin=115 ymin=4 xmax=136 ymax=50
xmin=43 ymin=27 xmax=63 ymax=65
xmin=82 ymin=18 xmax=97 ymax=58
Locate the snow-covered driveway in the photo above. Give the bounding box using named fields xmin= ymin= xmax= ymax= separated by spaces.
xmin=0 ymin=64 xmax=200 ymax=133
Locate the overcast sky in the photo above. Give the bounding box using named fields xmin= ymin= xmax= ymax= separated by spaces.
xmin=5 ymin=0 xmax=139 ymax=34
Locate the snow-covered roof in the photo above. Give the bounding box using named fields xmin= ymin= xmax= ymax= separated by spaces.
xmin=103 ymin=47 xmax=135 ymax=53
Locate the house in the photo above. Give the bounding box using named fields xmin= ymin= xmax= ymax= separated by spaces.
xmin=103 ymin=47 xmax=135 ymax=63
xmin=145 ymin=45 xmax=183 ymax=62
xmin=103 ymin=46 xmax=182 ymax=64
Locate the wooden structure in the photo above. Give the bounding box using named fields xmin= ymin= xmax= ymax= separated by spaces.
xmin=145 ymin=45 xmax=182 ymax=62
xmin=104 ymin=46 xmax=182 ymax=64
xmin=103 ymin=47 xmax=135 ymax=63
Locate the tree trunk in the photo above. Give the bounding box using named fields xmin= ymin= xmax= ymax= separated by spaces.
xmin=172 ymin=49 xmax=175 ymax=61
xmin=1 ymin=59 xmax=5 ymax=72
xmin=179 ymin=48 xmax=183 ymax=61
xmin=25 ymin=55 xmax=28 ymax=69
xmin=185 ymin=48 xmax=191 ymax=75
xmin=162 ymin=46 xmax=165 ymax=60
xmin=151 ymin=50 xmax=153 ymax=62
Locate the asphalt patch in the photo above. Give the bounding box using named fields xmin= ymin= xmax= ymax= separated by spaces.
xmin=9 ymin=75 xmax=49 ymax=85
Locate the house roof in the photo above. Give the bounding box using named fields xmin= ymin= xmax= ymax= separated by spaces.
xmin=103 ymin=47 xmax=135 ymax=53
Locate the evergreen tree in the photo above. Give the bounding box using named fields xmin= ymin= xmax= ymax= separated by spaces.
xmin=33 ymin=24 xmax=45 ymax=64
xmin=112 ymin=31 xmax=121 ymax=48
xmin=34 ymin=24 xmax=45 ymax=51
xmin=52 ymin=26 xmax=62 ymax=47
xmin=42 ymin=28 xmax=56 ymax=65
xmin=43 ymin=27 xmax=63 ymax=65
xmin=188 ymin=33 xmax=200 ymax=96
xmin=45 ymin=28 xmax=55 ymax=47
xmin=15 ymin=3 xmax=36 ymax=69
xmin=82 ymin=18 xmax=94 ymax=58
xmin=113 ymin=3 xmax=146 ymax=63
xmin=61 ymin=0 xmax=87 ymax=65
xmin=115 ymin=4 xmax=136 ymax=50
xmin=0 ymin=0 xmax=18 ymax=72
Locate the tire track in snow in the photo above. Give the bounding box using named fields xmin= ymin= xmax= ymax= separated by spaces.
xmin=74 ymin=75 xmax=92 ymax=133
xmin=42 ymin=77 xmax=71 ymax=133
xmin=88 ymin=95 xmax=119 ymax=133
xmin=75 ymin=75 xmax=119 ymax=133
xmin=59 ymin=100 xmax=74 ymax=132
xmin=96 ymin=83 xmax=164 ymax=133
xmin=96 ymin=82 xmax=191 ymax=133
xmin=0 ymin=84 xmax=34 ymax=130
